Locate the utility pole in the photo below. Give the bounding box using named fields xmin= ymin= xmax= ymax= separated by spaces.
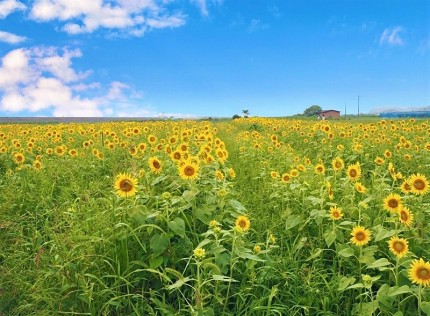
xmin=344 ymin=103 xmax=347 ymax=116
xmin=357 ymin=96 xmax=360 ymax=117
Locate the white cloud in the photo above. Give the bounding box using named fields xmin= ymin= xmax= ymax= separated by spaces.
xmin=0 ymin=30 xmax=26 ymax=44
xmin=379 ymin=26 xmax=405 ymax=46
xmin=0 ymin=46 xmax=142 ymax=117
xmin=0 ymin=0 xmax=26 ymax=19
xmin=248 ymin=19 xmax=269 ymax=32
xmin=29 ymin=0 xmax=186 ymax=36
xmin=190 ymin=0 xmax=222 ymax=16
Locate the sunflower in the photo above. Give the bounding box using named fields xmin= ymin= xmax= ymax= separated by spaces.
xmin=270 ymin=171 xmax=279 ymax=179
xmin=178 ymin=160 xmax=199 ymax=181
xmin=350 ymin=226 xmax=371 ymax=246
xmin=32 ymin=159 xmax=42 ymax=170
xmin=290 ymin=168 xmax=299 ymax=178
xmin=314 ymin=163 xmax=325 ymax=175
xmin=326 ymin=181 xmax=334 ymax=200
xmin=374 ymin=156 xmax=385 ymax=166
xmin=281 ymin=172 xmax=291 ymax=183
xmin=148 ymin=157 xmax=162 ymax=174
xmin=383 ymin=193 xmax=402 ymax=213
xmin=228 ymin=168 xmax=236 ymax=179
xmin=235 ymin=215 xmax=251 ymax=232
xmin=346 ymin=163 xmax=361 ymax=181
xmin=408 ymin=258 xmax=430 ymax=287
xmin=215 ymin=170 xmax=224 ymax=181
xmin=329 ymin=206 xmax=343 ymax=220
xmin=388 ymin=236 xmax=409 ymax=258
xmin=114 ymin=173 xmax=138 ymax=198
xmin=354 ymin=182 xmax=367 ymax=194
xmin=400 ymin=180 xmax=413 ymax=194
xmin=331 ymin=157 xmax=345 ymax=171
xmin=409 ymin=173 xmax=429 ymax=195
xmin=13 ymin=152 xmax=25 ymax=164
xmin=399 ymin=207 xmax=414 ymax=227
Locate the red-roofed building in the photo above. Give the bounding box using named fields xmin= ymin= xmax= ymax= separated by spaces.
xmin=317 ymin=110 xmax=341 ymax=119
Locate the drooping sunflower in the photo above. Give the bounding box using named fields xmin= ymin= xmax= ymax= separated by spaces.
xmin=350 ymin=226 xmax=371 ymax=246
xmin=409 ymin=173 xmax=429 ymax=195
xmin=383 ymin=193 xmax=402 ymax=213
xmin=399 ymin=207 xmax=414 ymax=227
xmin=331 ymin=157 xmax=345 ymax=171
xmin=400 ymin=180 xmax=413 ymax=194
xmin=178 ymin=160 xmax=199 ymax=181
xmin=346 ymin=163 xmax=361 ymax=181
xmin=148 ymin=157 xmax=162 ymax=174
xmin=235 ymin=215 xmax=251 ymax=232
xmin=114 ymin=173 xmax=138 ymax=198
xmin=228 ymin=168 xmax=236 ymax=179
xmin=408 ymin=258 xmax=430 ymax=287
xmin=388 ymin=236 xmax=409 ymax=258
xmin=326 ymin=181 xmax=334 ymax=200
xmin=329 ymin=206 xmax=343 ymax=220
xmin=354 ymin=182 xmax=367 ymax=194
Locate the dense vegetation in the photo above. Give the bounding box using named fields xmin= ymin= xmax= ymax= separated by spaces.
xmin=0 ymin=117 xmax=429 ymax=315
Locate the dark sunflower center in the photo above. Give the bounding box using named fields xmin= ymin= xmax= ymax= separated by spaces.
xmin=413 ymin=179 xmax=425 ymax=190
xmin=184 ymin=166 xmax=195 ymax=176
xmin=349 ymin=169 xmax=357 ymax=177
xmin=333 ymin=211 xmax=340 ymax=218
xmin=400 ymin=211 xmax=408 ymax=221
xmin=174 ymin=153 xmax=181 ymax=159
xmin=238 ymin=220 xmax=247 ymax=228
xmin=153 ymin=161 xmax=160 ymax=169
xmin=356 ymin=232 xmax=366 ymax=241
xmin=393 ymin=241 xmax=405 ymax=252
xmin=120 ymin=180 xmax=133 ymax=192
xmin=388 ymin=199 xmax=399 ymax=208
xmin=417 ymin=268 xmax=430 ymax=279
xmin=335 ymin=162 xmax=341 ymax=168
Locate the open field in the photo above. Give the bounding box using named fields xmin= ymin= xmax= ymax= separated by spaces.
xmin=1 ymin=117 xmax=429 ymax=315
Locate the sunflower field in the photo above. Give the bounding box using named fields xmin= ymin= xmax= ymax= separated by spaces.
xmin=0 ymin=117 xmax=429 ymax=315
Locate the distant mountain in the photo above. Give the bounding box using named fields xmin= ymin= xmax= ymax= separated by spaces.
xmin=369 ymin=106 xmax=430 ymax=115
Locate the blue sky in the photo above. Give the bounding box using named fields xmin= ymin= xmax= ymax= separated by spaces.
xmin=0 ymin=0 xmax=429 ymax=117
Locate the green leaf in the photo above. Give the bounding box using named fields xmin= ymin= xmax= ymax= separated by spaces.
xmin=366 ymin=258 xmax=392 ymax=269
xmin=149 ymin=256 xmax=164 ymax=269
xmin=420 ymin=302 xmax=430 ymax=316
xmin=338 ymin=276 xmax=356 ymax=291
xmin=212 ymin=275 xmax=238 ymax=282
xmin=306 ymin=248 xmax=323 ymax=261
xmin=285 ymin=214 xmax=302 ymax=230
xmin=150 ymin=233 xmax=170 ymax=256
xmin=338 ymin=247 xmax=355 ymax=258
xmin=168 ymin=217 xmax=186 ymax=237
xmin=229 ymin=199 xmax=247 ymax=212
xmin=167 ymin=277 xmax=192 ymax=290
xmin=388 ymin=285 xmax=411 ymax=297
xmin=182 ymin=190 xmax=198 ymax=202
xmin=374 ymin=226 xmax=396 ymax=242
xmin=346 ymin=283 xmax=364 ymax=290
xmin=324 ymin=230 xmax=337 ymax=247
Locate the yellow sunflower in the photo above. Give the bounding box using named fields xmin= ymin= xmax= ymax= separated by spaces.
xmin=193 ymin=247 xmax=206 ymax=259
xmin=399 ymin=207 xmax=414 ymax=227
xmin=374 ymin=156 xmax=385 ymax=166
xmin=178 ymin=160 xmax=199 ymax=181
xmin=148 ymin=157 xmax=162 ymax=174
xmin=346 ymin=163 xmax=361 ymax=181
xmin=383 ymin=193 xmax=402 ymax=213
xmin=235 ymin=215 xmax=251 ymax=232
xmin=32 ymin=159 xmax=42 ymax=170
xmin=13 ymin=152 xmax=25 ymax=164
xmin=215 ymin=169 xmax=224 ymax=181
xmin=400 ymin=180 xmax=413 ymax=194
xmin=350 ymin=226 xmax=371 ymax=246
xmin=329 ymin=206 xmax=343 ymax=220
xmin=354 ymin=182 xmax=367 ymax=194
xmin=270 ymin=171 xmax=279 ymax=179
xmin=114 ymin=173 xmax=138 ymax=198
xmin=388 ymin=236 xmax=409 ymax=258
xmin=326 ymin=181 xmax=334 ymax=200
xmin=409 ymin=173 xmax=429 ymax=195
xmin=408 ymin=258 xmax=430 ymax=287
xmin=314 ymin=163 xmax=326 ymax=175
xmin=331 ymin=157 xmax=345 ymax=171
xmin=281 ymin=172 xmax=292 ymax=183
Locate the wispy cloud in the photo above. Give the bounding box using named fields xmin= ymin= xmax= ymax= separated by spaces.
xmin=190 ymin=0 xmax=223 ymax=16
xmin=248 ymin=19 xmax=269 ymax=32
xmin=379 ymin=26 xmax=405 ymax=46
xmin=0 ymin=30 xmax=27 ymax=44
xmin=28 ymin=0 xmax=186 ymax=36
xmin=0 ymin=46 xmax=143 ymax=117
xmin=0 ymin=0 xmax=26 ymax=19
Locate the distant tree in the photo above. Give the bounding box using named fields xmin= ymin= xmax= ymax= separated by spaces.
xmin=232 ymin=114 xmax=241 ymax=120
xmin=304 ymin=105 xmax=322 ymax=116
xmin=242 ymin=109 xmax=249 ymax=118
